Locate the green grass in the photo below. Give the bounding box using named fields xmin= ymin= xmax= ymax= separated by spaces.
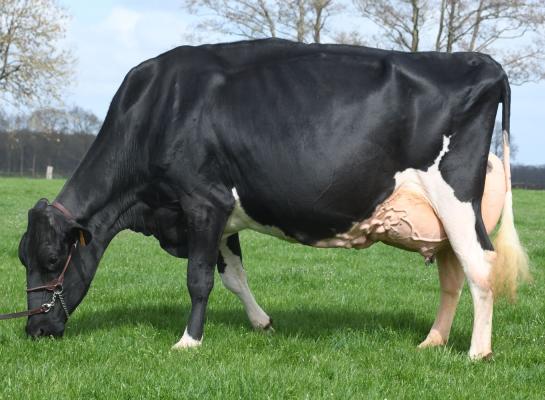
xmin=0 ymin=178 xmax=544 ymax=399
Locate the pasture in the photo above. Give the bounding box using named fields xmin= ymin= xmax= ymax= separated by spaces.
xmin=0 ymin=177 xmax=543 ymax=399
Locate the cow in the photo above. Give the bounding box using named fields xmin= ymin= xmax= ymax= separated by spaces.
xmin=14 ymin=39 xmax=529 ymax=359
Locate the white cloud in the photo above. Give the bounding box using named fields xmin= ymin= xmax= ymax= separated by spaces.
xmin=101 ymin=6 xmax=142 ymax=48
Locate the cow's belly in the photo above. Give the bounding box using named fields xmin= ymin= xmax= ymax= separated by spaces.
xmin=314 ymin=153 xmax=506 ymax=258
xmin=225 ymin=154 xmax=506 ymax=260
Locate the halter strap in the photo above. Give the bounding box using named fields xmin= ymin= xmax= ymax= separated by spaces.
xmin=0 ymin=305 xmax=52 ymax=320
xmin=50 ymin=202 xmax=86 ymax=246
xmin=26 ymin=242 xmax=77 ymax=293
xmin=50 ymin=201 xmax=74 ymax=219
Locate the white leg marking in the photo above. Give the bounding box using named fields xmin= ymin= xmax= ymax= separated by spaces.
xmin=172 ymin=328 xmax=202 ymax=350
xmin=219 ymin=240 xmax=272 ymax=330
xmin=419 ymin=249 xmax=465 ymax=348
xmin=397 ymin=136 xmax=493 ymax=359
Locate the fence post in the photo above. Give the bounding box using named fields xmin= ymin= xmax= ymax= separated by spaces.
xmin=46 ymin=166 xmax=53 ymax=180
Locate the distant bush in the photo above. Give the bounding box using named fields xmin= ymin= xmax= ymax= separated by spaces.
xmin=0 ymin=106 xmax=101 ymax=178
xmin=512 ymin=165 xmax=545 ymax=190
xmin=0 ymin=130 xmax=95 ymax=178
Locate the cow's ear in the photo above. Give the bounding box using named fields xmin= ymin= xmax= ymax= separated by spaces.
xmin=70 ymin=222 xmax=92 ymax=246
xmin=18 ymin=232 xmax=28 ymax=267
xmin=28 ymin=199 xmax=49 ymax=221
xmin=33 ymin=198 xmax=49 ymax=210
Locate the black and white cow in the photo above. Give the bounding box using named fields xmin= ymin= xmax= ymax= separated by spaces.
xmin=17 ymin=39 xmax=528 ymax=359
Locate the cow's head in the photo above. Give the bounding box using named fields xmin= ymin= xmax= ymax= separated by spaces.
xmin=19 ymin=199 xmax=92 ymax=338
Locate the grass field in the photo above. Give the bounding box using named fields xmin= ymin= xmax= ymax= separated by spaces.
xmin=0 ymin=178 xmax=544 ymax=399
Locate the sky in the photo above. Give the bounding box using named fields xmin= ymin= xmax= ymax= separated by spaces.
xmin=60 ymin=1 xmax=544 ymax=165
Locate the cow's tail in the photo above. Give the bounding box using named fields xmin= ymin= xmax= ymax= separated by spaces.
xmin=491 ymin=75 xmax=530 ymax=301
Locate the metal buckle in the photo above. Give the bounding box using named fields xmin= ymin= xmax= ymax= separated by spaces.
xmin=41 ymin=290 xmax=59 ymax=314
xmin=41 ymin=302 xmax=54 ymax=313
xmin=39 ymin=288 xmax=69 ymax=318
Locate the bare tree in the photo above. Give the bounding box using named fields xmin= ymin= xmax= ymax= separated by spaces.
xmin=0 ymin=0 xmax=74 ymax=108
xmin=278 ymin=0 xmax=343 ymax=43
xmin=65 ymin=106 xmax=102 ymax=135
xmin=353 ymin=0 xmax=545 ymax=84
xmin=28 ymin=107 xmax=69 ymax=134
xmin=332 ymin=30 xmax=366 ymax=45
xmin=28 ymin=106 xmax=102 ymax=135
xmin=434 ymin=0 xmax=545 ymax=84
xmin=353 ymin=0 xmax=429 ymax=51
xmin=183 ymin=0 xmax=344 ymax=43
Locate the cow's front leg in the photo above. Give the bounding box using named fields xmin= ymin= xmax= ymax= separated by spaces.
xmin=172 ymin=202 xmax=229 ymax=350
xmin=419 ymin=248 xmax=465 ymax=348
xmin=218 ymin=234 xmax=272 ymax=330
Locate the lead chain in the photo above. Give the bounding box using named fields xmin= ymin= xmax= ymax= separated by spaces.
xmin=56 ymin=291 xmax=70 ymax=319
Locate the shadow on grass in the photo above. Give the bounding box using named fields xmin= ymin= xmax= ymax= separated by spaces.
xmin=67 ymin=302 xmax=471 ymax=352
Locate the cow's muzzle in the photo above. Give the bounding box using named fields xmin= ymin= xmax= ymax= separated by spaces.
xmin=25 ymin=317 xmax=65 ymax=338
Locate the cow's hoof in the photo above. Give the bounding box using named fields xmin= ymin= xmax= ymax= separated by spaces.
xmin=172 ymin=329 xmax=202 ymax=350
xmin=417 ymin=330 xmax=446 ymax=349
xmin=251 ymin=317 xmax=274 ymax=332
xmin=261 ymin=318 xmax=274 ymax=333
xmin=469 ymin=351 xmax=494 ymax=361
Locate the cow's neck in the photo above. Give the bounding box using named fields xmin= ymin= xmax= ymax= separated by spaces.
xmin=69 ymin=203 xmax=144 ymax=300
xmin=55 ymin=130 xmax=142 ymax=230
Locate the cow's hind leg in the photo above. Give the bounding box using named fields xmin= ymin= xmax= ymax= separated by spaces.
xmin=218 ymin=234 xmax=272 ymax=330
xmin=420 ymin=135 xmax=495 ymax=359
xmin=172 ymin=200 xmax=230 ymax=349
xmin=419 ymin=248 xmax=464 ymax=348
xmin=440 ymin=208 xmax=494 ymax=360
xmin=425 ymin=199 xmax=493 ymax=357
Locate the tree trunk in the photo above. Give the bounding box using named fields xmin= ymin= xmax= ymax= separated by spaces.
xmin=296 ymin=0 xmax=306 ymax=42
xmin=411 ymin=0 xmax=420 ymax=52
xmin=469 ymin=0 xmax=484 ymax=51
xmin=19 ymin=144 xmax=24 ymax=176
xmin=446 ymin=0 xmax=457 ymax=53
xmin=435 ymin=0 xmax=447 ymax=50
xmin=32 ymin=152 xmax=36 ymax=178
xmin=313 ymin=4 xmax=323 ymax=43
xmin=7 ymin=146 xmax=11 ymax=175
